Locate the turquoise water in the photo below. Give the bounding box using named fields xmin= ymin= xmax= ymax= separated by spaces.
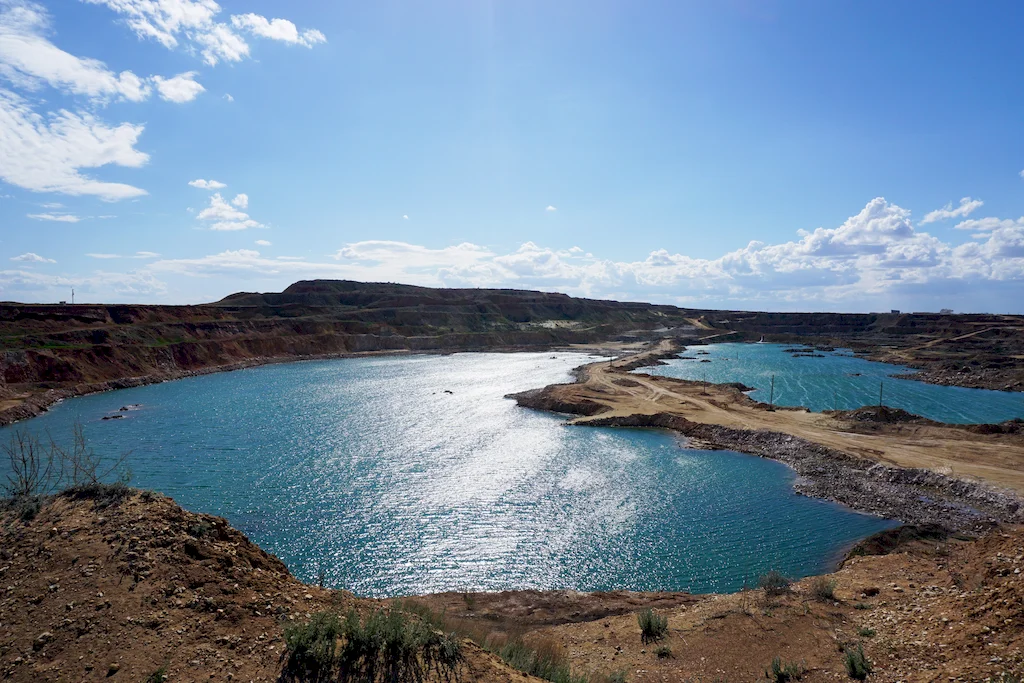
xmin=643 ymin=343 xmax=1024 ymax=424
xmin=0 ymin=352 xmax=893 ymax=596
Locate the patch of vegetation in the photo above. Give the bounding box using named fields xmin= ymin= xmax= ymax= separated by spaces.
xmin=283 ymin=607 xmax=463 ymax=683
xmin=499 ymin=637 xmax=587 ymax=683
xmin=853 ymin=602 xmax=872 ymax=610
xmin=843 ymin=643 xmax=872 ymax=680
xmin=2 ymin=422 xmax=132 ymax=517
xmin=637 ymin=608 xmax=668 ymax=645
xmin=810 ymin=577 xmax=838 ymax=602
xmin=144 ymin=665 xmax=169 ymax=683
xmin=187 ymin=521 xmax=213 ymax=538
xmin=765 ymin=656 xmax=804 ymax=682
xmin=654 ymin=645 xmax=672 ymax=659
xmin=284 ymin=611 xmax=343 ymax=677
xmin=758 ymin=570 xmax=792 ymax=597
xmin=390 ymin=600 xmax=590 ymax=683
xmin=856 ymin=626 xmax=876 ymax=638
xmin=601 ymin=672 xmax=627 ymax=683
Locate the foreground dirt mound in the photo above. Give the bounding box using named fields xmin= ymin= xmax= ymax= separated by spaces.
xmin=0 ymin=492 xmax=534 ymax=683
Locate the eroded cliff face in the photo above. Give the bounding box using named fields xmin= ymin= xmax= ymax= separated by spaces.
xmin=0 ymin=283 xmax=702 ymax=425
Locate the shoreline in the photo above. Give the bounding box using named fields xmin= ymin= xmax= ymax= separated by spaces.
xmin=0 ymin=342 xmax=632 ymax=428
xmin=508 ymin=340 xmax=1024 ymax=533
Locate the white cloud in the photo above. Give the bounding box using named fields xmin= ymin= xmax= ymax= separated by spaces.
xmin=545 ymin=205 xmax=557 ymax=212
xmin=953 ymin=217 xmax=1021 ymax=233
xmin=196 ymin=191 xmax=263 ymax=230
xmin=27 ymin=211 xmax=80 ymax=222
xmin=84 ymin=0 xmax=325 ymax=66
xmin=11 ymin=251 xmax=54 ymax=263
xmin=222 ymin=92 xmax=232 ymax=102
xmin=230 ymin=14 xmax=326 ymax=48
xmin=402 ymin=214 xmax=408 ymax=220
xmin=0 ymin=267 xmax=166 ymax=300
xmin=920 ymin=196 xmax=983 ymax=224
xmin=40 ymin=201 xmax=62 ymax=208
xmin=0 ymin=88 xmax=148 ymax=200
xmin=255 ymin=239 xmax=271 ymax=246
xmin=152 ymin=70 xmax=204 ymax=103
xmin=188 ymin=178 xmax=226 ymax=189
xmin=231 ymin=192 xmax=247 ymax=209
xmin=86 ymin=250 xmax=161 ymax=259
xmin=0 ymin=1 xmax=150 ymax=102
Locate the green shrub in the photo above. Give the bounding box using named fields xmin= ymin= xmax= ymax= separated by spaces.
xmin=284 ymin=611 xmax=344 ymax=677
xmin=144 ymin=665 xmax=168 ymax=683
xmin=856 ymin=626 xmax=876 ymax=638
xmin=498 ymin=637 xmax=586 ymax=683
xmin=655 ymin=645 xmax=672 ymax=658
xmin=765 ymin=656 xmax=804 ymax=682
xmin=758 ymin=571 xmax=791 ymax=597
xmin=603 ymin=672 xmax=627 ymax=683
xmin=810 ymin=577 xmax=838 ymax=602
xmin=843 ymin=643 xmax=872 ymax=680
xmin=853 ymin=602 xmax=871 ymax=610
xmin=283 ymin=608 xmax=462 ymax=682
xmin=637 ymin=608 xmax=668 ymax=644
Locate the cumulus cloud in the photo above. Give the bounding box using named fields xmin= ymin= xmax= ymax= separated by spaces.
xmin=84 ymin=0 xmax=326 ymax=66
xmin=196 ymin=191 xmax=263 ymax=230
xmin=255 ymin=239 xmax=271 ymax=246
xmin=152 ymin=70 xmax=204 ymax=102
xmin=188 ymin=178 xmax=225 ymax=189
xmin=145 ymin=197 xmax=1024 ymax=311
xmin=11 ymin=251 xmax=54 ymax=263
xmin=0 ymin=88 xmax=148 ymax=200
xmin=920 ymin=197 xmax=983 ymax=224
xmin=27 ymin=211 xmax=81 ymax=222
xmin=545 ymin=205 xmax=557 ymax=212
xmin=230 ymin=14 xmax=325 ymax=48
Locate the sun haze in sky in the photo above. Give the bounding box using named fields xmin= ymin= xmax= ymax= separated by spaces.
xmin=1 ymin=0 xmax=1023 ymax=312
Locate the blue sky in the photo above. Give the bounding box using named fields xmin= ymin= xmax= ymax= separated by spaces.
xmin=1 ymin=0 xmax=1024 ymax=312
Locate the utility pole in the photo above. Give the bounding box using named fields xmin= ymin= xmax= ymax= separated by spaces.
xmin=834 ymin=389 xmax=838 ymax=412
xmin=71 ymin=288 xmax=74 ymax=305
xmin=878 ymin=381 xmax=884 ymax=408
xmin=768 ymin=375 xmax=775 ymax=411
xmin=702 ymin=371 xmax=708 ymax=395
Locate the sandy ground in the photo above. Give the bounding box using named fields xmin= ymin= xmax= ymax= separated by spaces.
xmin=549 ymin=341 xmax=1024 ymax=494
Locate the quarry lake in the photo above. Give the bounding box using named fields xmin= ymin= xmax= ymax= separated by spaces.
xmin=643 ymin=343 xmax=1024 ymax=424
xmin=2 ymin=352 xmax=898 ymax=596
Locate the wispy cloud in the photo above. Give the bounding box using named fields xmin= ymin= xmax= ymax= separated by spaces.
xmin=84 ymin=0 xmax=326 ymax=66
xmin=27 ymin=212 xmax=81 ymax=222
xmin=920 ymin=197 xmax=983 ymax=224
xmin=545 ymin=205 xmax=557 ymax=212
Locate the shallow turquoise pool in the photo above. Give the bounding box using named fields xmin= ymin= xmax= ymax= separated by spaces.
xmin=642 ymin=343 xmax=1023 ymax=424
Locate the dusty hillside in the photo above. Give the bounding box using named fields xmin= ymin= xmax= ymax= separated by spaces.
xmin=2 ymin=491 xmax=1022 ymax=682
xmin=0 ymin=490 xmax=540 ymax=683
